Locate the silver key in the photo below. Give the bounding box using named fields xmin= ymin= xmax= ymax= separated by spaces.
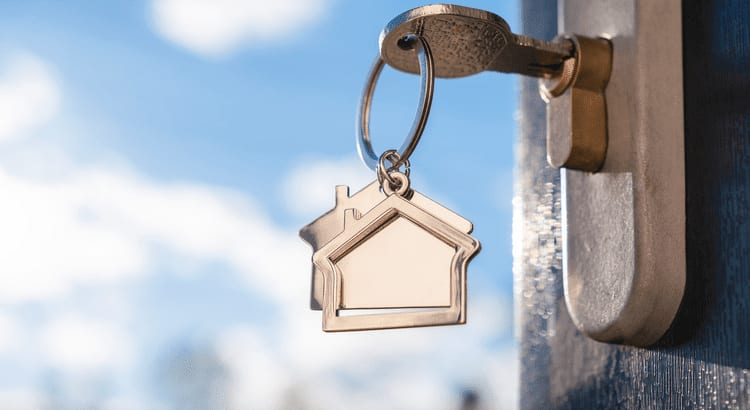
xmin=379 ymin=4 xmax=573 ymax=79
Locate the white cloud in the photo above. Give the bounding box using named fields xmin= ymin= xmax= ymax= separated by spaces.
xmin=102 ymin=396 xmax=168 ymax=410
xmin=217 ymin=292 xmax=517 ymax=409
xmin=150 ymin=0 xmax=331 ymax=57
xmin=0 ymin=168 xmax=148 ymax=302
xmin=0 ymin=313 xmax=21 ymax=354
xmin=0 ymin=54 xmax=60 ymax=142
xmin=0 ymin=389 xmax=45 ymax=410
xmin=0 ymin=163 xmax=312 ymax=306
xmin=485 ymin=349 xmax=519 ymax=409
xmin=40 ymin=314 xmax=134 ymax=372
xmin=0 ymin=52 xmax=309 ymax=307
xmin=216 ymin=327 xmax=289 ymax=409
xmin=282 ymin=156 xmax=373 ymax=219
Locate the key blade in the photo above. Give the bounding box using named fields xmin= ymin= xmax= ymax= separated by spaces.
xmin=491 ymin=35 xmax=573 ymax=78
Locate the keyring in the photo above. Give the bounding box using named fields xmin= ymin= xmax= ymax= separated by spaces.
xmin=356 ymin=33 xmax=434 ymax=171
xmin=377 ymin=149 xmax=411 ymax=188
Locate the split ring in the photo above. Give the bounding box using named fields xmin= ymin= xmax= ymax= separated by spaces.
xmin=382 ymin=171 xmax=411 ymax=197
xmin=356 ymin=34 xmax=435 ymax=171
xmin=377 ymin=149 xmax=411 ymax=187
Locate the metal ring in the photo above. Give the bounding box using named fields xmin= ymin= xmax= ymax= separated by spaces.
xmin=356 ymin=34 xmax=435 ymax=171
xmin=382 ymin=171 xmax=411 ymax=197
xmin=377 ymin=149 xmax=411 ymax=187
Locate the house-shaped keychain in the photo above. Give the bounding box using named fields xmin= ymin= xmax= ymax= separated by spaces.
xmin=301 ymin=181 xmax=480 ymax=331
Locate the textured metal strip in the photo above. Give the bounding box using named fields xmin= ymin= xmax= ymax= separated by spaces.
xmin=557 ymin=0 xmax=685 ymax=346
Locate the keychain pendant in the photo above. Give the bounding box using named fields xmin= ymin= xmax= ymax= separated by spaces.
xmin=301 ymin=172 xmax=480 ymax=331
xmin=300 ymin=180 xmax=474 ymax=310
xmin=300 ymin=32 xmax=481 ymax=331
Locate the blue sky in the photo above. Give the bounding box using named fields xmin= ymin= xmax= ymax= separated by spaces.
xmin=0 ymin=1 xmax=519 ymax=408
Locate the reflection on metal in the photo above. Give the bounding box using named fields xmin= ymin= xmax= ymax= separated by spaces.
xmin=541 ymin=34 xmax=611 ymax=172
xmin=559 ymin=0 xmax=685 ymax=346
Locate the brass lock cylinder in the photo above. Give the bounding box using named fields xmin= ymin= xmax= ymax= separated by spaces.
xmin=541 ymin=34 xmax=612 ymax=172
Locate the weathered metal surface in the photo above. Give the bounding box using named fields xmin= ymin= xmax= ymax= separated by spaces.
xmin=517 ymin=0 xmax=750 ymax=407
xmin=559 ymin=0 xmax=685 ymax=346
xmin=379 ymin=4 xmax=571 ymax=79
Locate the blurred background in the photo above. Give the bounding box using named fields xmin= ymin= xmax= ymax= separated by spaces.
xmin=0 ymin=0 xmax=519 ymax=408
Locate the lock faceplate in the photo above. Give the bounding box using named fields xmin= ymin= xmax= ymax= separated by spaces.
xmin=558 ymin=0 xmax=685 ymax=346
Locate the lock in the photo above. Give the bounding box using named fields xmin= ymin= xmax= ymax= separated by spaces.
xmin=540 ymin=34 xmax=611 ymax=172
xmin=377 ymin=4 xmax=685 ymax=346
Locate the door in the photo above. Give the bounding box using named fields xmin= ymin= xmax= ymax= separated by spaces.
xmin=517 ymin=0 xmax=750 ymax=407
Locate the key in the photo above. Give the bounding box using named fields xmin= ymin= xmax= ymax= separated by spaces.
xmin=379 ymin=4 xmax=573 ymax=79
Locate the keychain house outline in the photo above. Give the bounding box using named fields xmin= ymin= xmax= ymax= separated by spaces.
xmin=312 ymin=191 xmax=481 ymax=332
xmin=300 ymin=181 xmax=475 ymax=311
